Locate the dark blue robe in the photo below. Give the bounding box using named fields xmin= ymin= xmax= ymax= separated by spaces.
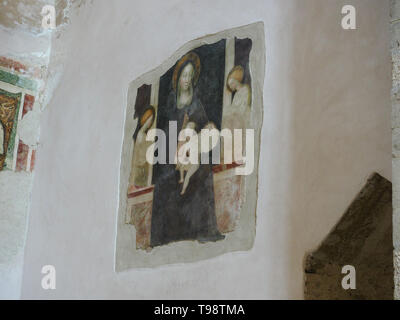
xmin=150 ymin=90 xmax=224 ymax=247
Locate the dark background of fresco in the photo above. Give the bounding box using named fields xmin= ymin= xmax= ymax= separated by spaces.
xmin=235 ymin=37 xmax=252 ymax=89
xmin=133 ymin=38 xmax=253 ymax=139
xmin=131 ymin=38 xmax=253 ymax=183
xmin=157 ymin=39 xmax=226 ymax=134
xmin=153 ymin=39 xmax=226 ymax=184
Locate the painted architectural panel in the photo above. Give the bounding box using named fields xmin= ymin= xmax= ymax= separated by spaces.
xmin=0 ymin=89 xmax=21 ymax=171
xmin=116 ymin=22 xmax=265 ymax=269
xmin=0 ymin=67 xmax=38 ymax=173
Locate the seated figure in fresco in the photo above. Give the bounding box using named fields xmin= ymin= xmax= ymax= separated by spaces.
xmin=223 ymin=65 xmax=251 ymax=163
xmin=150 ymin=52 xmax=225 ymax=247
xmin=129 ymin=106 xmax=155 ymax=188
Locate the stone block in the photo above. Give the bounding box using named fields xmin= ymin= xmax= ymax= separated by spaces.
xmin=393 ymin=128 xmax=400 ymax=157
xmin=393 ymin=101 xmax=400 ymax=128
xmin=391 ymin=0 xmax=400 ymax=22
xmin=395 ymin=249 xmax=400 ymax=300
xmin=393 ymin=159 xmax=400 ymax=209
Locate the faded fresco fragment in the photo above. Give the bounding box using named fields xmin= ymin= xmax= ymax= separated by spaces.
xmin=0 ymin=89 xmax=21 ymax=171
xmin=0 ymin=64 xmax=38 ymax=173
xmin=116 ymin=22 xmax=265 ymax=269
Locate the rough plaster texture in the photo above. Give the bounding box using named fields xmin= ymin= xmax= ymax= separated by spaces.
xmin=20 ymin=0 xmax=391 ymax=299
xmin=304 ymin=173 xmax=394 ymax=300
xmin=0 ymin=0 xmax=84 ymax=36
xmin=395 ymin=250 xmax=400 ymax=299
xmin=0 ymin=0 xmax=53 ymax=34
xmin=392 ymin=0 xmax=400 ymax=301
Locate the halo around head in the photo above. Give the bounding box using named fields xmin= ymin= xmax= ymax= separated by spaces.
xmin=172 ymin=52 xmax=201 ymax=92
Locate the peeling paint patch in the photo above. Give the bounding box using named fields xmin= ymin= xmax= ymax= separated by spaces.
xmin=18 ymin=108 xmax=41 ymax=147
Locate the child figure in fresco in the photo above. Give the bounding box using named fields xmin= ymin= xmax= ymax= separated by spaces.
xmin=176 ymin=112 xmax=199 ymax=195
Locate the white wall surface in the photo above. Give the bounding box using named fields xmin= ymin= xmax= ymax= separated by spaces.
xmin=0 ymin=26 xmax=50 ymax=299
xmin=20 ymin=0 xmax=391 ymax=299
xmin=0 ymin=171 xmax=32 ymax=299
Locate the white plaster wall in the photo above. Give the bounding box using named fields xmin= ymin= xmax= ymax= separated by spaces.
xmin=0 ymin=172 xmax=33 ymax=299
xmin=21 ymin=0 xmax=391 ymax=299
xmin=0 ymin=28 xmax=50 ymax=299
xmin=0 ymin=26 xmax=51 ymax=70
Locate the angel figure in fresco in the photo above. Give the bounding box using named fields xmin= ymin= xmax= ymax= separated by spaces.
xmin=129 ymin=106 xmax=155 ymax=187
xmin=150 ymin=52 xmax=225 ymax=247
xmin=223 ymin=65 xmax=251 ymax=163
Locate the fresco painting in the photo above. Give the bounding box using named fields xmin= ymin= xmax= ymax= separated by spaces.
xmin=117 ymin=22 xmax=265 ymax=268
xmin=0 ymin=89 xmax=21 ymax=171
